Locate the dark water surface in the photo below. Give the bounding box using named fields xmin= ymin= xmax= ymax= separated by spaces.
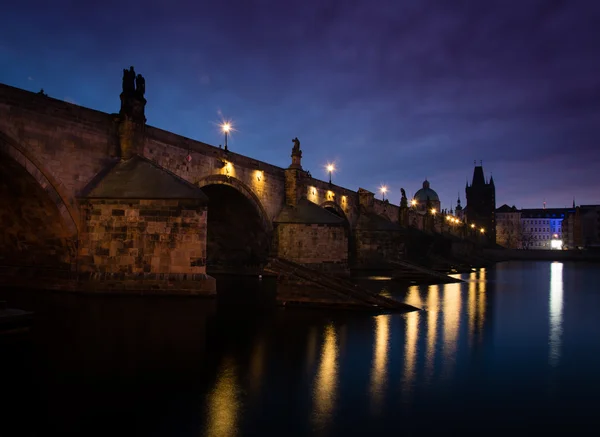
xmin=2 ymin=261 xmax=600 ymax=436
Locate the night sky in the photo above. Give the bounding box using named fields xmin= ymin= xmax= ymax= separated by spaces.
xmin=1 ymin=0 xmax=599 ymax=209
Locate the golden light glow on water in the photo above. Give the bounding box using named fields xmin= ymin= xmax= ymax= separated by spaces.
xmin=206 ymin=358 xmax=239 ymax=437
xmin=313 ymin=324 xmax=338 ymax=430
xmin=442 ymin=283 xmax=462 ymax=375
xmin=477 ymin=269 xmax=486 ymax=332
xmin=468 ymin=272 xmax=477 ymax=345
xmin=249 ymin=339 xmax=265 ymax=395
xmin=425 ymin=285 xmax=439 ymax=381
xmin=405 ymin=285 xmax=423 ymax=308
xmin=370 ymin=315 xmax=390 ymax=409
xmin=549 ymin=262 xmax=564 ymax=367
xmin=403 ymin=311 xmax=419 ymax=393
xmin=466 ymin=270 xmax=487 ymax=345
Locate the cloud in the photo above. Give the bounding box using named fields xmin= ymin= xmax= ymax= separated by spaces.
xmin=2 ymin=0 xmax=599 ymax=207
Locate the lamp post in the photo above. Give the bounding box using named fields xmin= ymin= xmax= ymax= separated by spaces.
xmin=221 ymin=122 xmax=231 ymax=151
xmin=327 ymin=163 xmax=335 ymax=184
xmin=380 ymin=185 xmax=388 ymax=201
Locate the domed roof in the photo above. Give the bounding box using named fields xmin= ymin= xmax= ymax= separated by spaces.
xmin=414 ymin=179 xmax=439 ymax=202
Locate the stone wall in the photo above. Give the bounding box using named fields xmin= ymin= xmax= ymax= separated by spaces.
xmin=0 ymin=156 xmax=74 ymax=269
xmin=78 ymin=199 xmax=208 ymax=277
xmin=143 ymin=127 xmax=285 ymax=223
xmin=373 ymin=199 xmax=399 ymax=222
xmin=353 ymin=230 xmax=406 ymax=267
xmin=0 ymin=84 xmax=119 ymax=204
xmin=275 ymin=223 xmax=348 ymax=268
xmin=304 ymin=177 xmax=359 ymax=226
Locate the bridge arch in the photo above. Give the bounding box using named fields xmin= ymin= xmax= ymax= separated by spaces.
xmin=0 ymin=131 xmax=79 ymax=270
xmin=320 ymin=200 xmax=349 ymax=224
xmin=197 ymin=174 xmax=272 ymax=232
xmin=197 ymin=174 xmax=272 ymax=270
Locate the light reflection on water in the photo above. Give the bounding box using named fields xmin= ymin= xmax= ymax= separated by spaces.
xmin=369 ymin=315 xmax=390 ymax=411
xmin=549 ymin=262 xmax=563 ymax=367
xmin=312 ymin=324 xmax=338 ymax=432
xmin=206 ymin=357 xmax=239 ymax=437
xmin=402 ymin=310 xmax=419 ymax=399
xmin=4 ymin=262 xmax=600 ymax=435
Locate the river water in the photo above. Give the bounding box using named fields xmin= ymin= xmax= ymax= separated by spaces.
xmin=2 ymin=261 xmax=600 ymax=436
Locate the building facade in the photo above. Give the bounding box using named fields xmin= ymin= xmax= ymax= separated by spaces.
xmin=495 ymin=204 xmax=521 ymax=248
xmin=563 ymin=205 xmax=600 ymax=250
xmin=520 ymin=208 xmax=570 ymax=250
xmin=466 ymin=165 xmax=496 ymax=244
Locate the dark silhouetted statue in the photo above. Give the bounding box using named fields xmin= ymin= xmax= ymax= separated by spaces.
xmin=400 ymin=188 xmax=407 ymax=208
xmin=135 ymin=74 xmax=145 ymax=97
xmin=292 ymin=137 xmax=300 ymax=153
xmin=122 ymin=66 xmax=136 ymax=94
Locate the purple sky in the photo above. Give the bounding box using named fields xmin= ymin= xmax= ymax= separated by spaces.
xmin=1 ymin=0 xmax=599 ymax=209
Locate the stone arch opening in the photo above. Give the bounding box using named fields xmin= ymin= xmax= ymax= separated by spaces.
xmin=320 ymin=200 xmax=354 ymax=265
xmin=0 ymin=150 xmax=76 ymax=270
xmin=197 ymin=175 xmax=272 ymax=271
xmin=320 ymin=201 xmax=349 ymax=225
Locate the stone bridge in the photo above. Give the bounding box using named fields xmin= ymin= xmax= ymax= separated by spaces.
xmin=0 ymin=69 xmax=471 ymax=293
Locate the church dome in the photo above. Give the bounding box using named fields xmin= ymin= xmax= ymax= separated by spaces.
xmin=414 ymin=180 xmax=439 ymax=202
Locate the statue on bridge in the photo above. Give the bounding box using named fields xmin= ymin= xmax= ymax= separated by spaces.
xmin=122 ymin=66 xmax=136 ymax=94
xmin=400 ymin=188 xmax=408 ymax=208
xmin=135 ymin=74 xmax=146 ymax=97
xmin=289 ymin=137 xmax=302 ymax=169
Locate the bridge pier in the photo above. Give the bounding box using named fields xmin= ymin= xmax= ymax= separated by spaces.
xmin=76 ymin=155 xmax=216 ymax=295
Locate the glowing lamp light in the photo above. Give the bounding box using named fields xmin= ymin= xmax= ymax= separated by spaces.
xmin=411 ymin=199 xmax=417 ymax=207
xmin=480 ymin=228 xmax=485 ymax=233
xmin=326 ymin=163 xmax=335 ymax=184
xmin=380 ymin=185 xmax=388 ymax=201
xmin=256 ymin=170 xmax=263 ymax=182
xmin=431 ymin=208 xmax=437 ymax=215
xmin=220 ymin=120 xmax=233 ymax=150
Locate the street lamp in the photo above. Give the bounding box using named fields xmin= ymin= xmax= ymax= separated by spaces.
xmin=221 ymin=122 xmax=231 ymax=151
xmin=326 ymin=163 xmax=335 ymax=184
xmin=380 ymin=185 xmax=388 ymax=201
xmin=431 ymin=208 xmax=437 ymax=215
xmin=411 ymin=199 xmax=417 ymax=207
